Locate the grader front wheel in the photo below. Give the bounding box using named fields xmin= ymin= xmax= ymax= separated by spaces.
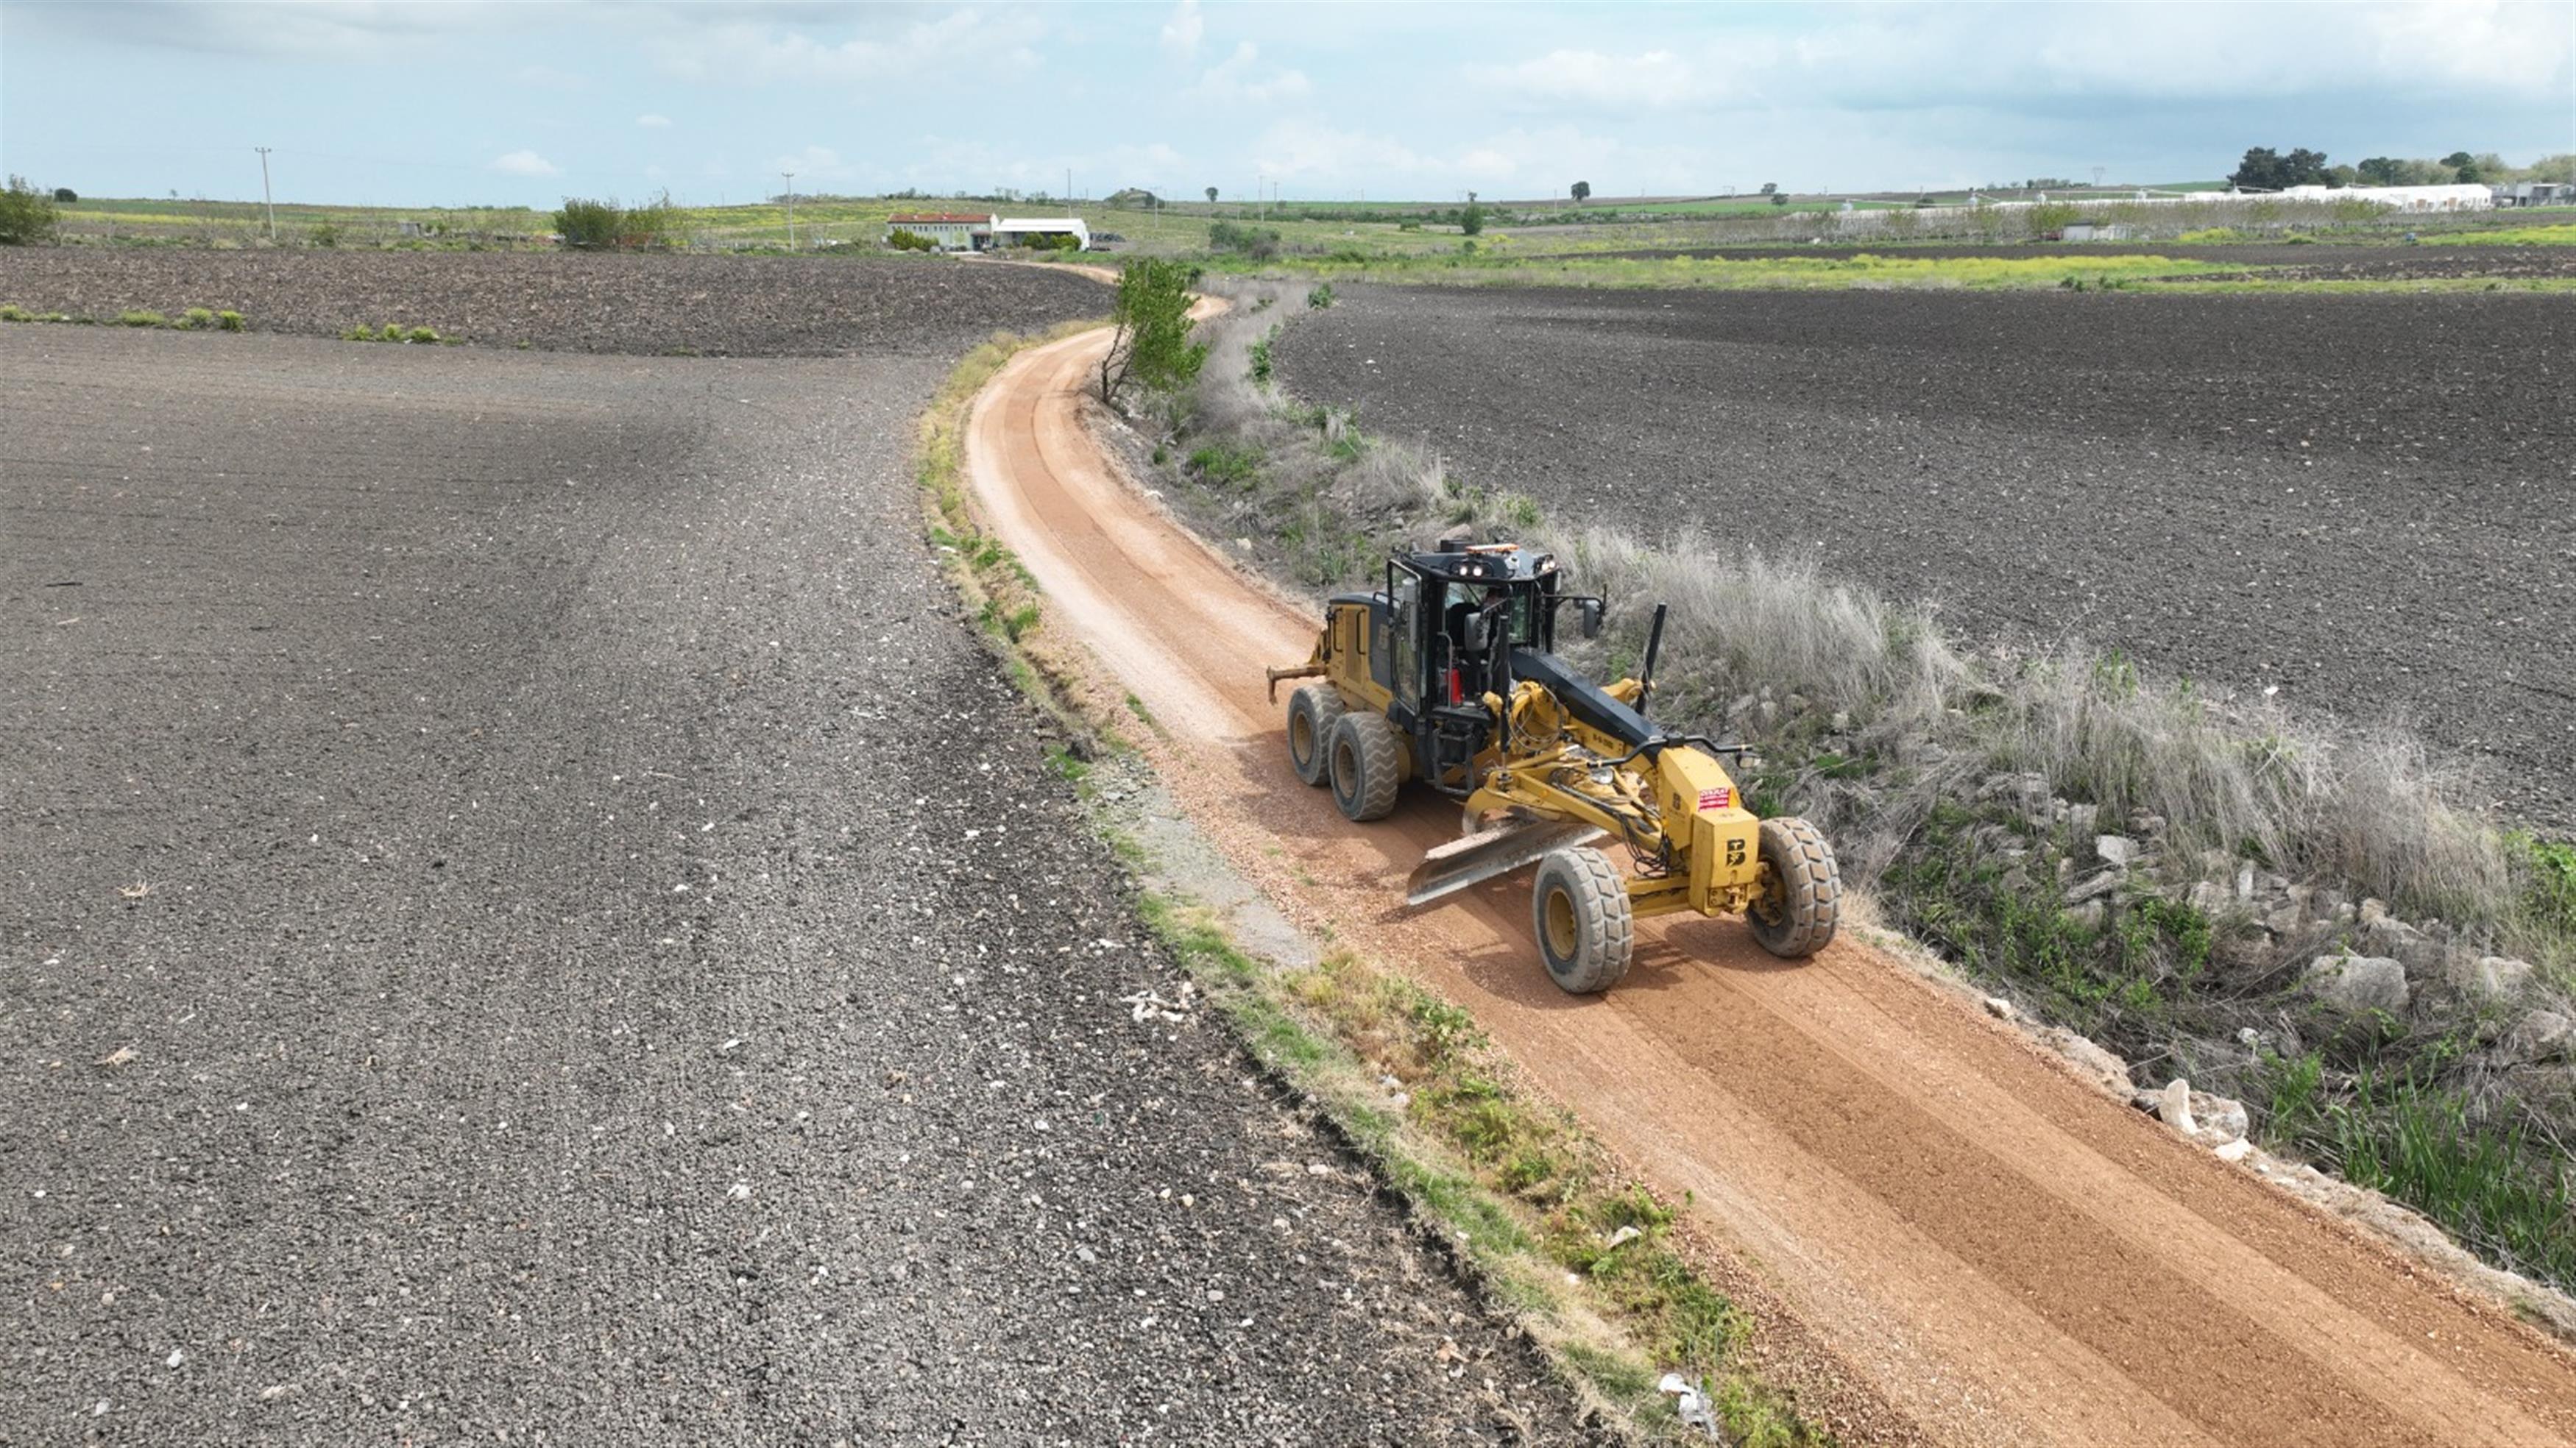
xmin=1286 ymin=685 xmax=1345 ymax=787
xmin=1532 ymin=848 xmax=1634 ymax=994
xmin=1328 ymin=713 xmax=1403 ymax=823
xmin=1748 ymin=817 xmax=1841 ymax=958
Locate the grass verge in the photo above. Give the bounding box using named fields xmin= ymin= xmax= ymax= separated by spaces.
xmin=910 ymin=315 xmax=1831 ymax=1443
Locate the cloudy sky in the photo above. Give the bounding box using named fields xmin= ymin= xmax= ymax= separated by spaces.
xmin=4 ymin=1 xmax=2571 ymax=206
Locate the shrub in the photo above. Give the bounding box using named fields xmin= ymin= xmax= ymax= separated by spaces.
xmin=117 ymin=310 xmax=167 ymax=327
xmin=216 ymin=310 xmax=245 ymax=332
xmin=887 ymin=227 xmax=936 ymax=252
xmin=555 ymin=194 xmax=677 ymax=250
xmin=1208 ymin=220 xmax=1281 ymax=260
xmin=406 ymin=326 xmax=440 ymax=344
xmin=0 ymin=303 xmax=32 ymax=322
xmin=1099 ymin=257 xmax=1208 ymax=401
xmin=381 ymin=322 xmax=404 ymax=341
xmin=0 ymin=174 xmax=61 ymax=246
xmin=1306 ymin=282 xmax=1335 ymax=309
xmin=308 ymin=221 xmax=342 ymax=249
xmin=1461 ymin=200 xmax=1486 ymax=235
xmin=177 ymin=308 xmax=216 ymax=330
xmin=52 ymin=187 xmax=76 ymax=203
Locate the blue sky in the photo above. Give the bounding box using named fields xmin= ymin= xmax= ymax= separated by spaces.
xmin=4 ymin=1 xmax=2571 ymax=206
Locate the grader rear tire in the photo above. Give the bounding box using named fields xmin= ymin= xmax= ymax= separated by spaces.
xmin=1532 ymin=848 xmax=1633 ymax=994
xmin=1286 ymin=685 xmax=1345 ymax=787
xmin=1327 ymin=713 xmax=1402 ymax=822
xmin=1748 ymin=817 xmax=1841 ymax=959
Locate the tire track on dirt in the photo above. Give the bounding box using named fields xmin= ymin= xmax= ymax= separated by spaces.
xmin=964 ymin=320 xmax=2576 ymax=1447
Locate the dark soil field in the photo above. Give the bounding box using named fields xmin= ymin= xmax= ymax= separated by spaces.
xmin=0 ymin=323 xmax=1594 ymax=1441
xmin=1543 ymin=241 xmax=2576 ymax=279
xmin=1275 ymin=285 xmax=2576 ymax=828
xmin=0 ymin=248 xmax=1103 ymax=355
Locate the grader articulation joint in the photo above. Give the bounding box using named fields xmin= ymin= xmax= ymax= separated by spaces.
xmin=1270 ymin=536 xmax=1841 ymax=994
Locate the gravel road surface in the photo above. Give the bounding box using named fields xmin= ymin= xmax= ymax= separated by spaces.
xmin=0 ymin=249 xmax=1103 ymax=356
xmin=0 ymin=325 xmax=1593 ymax=1444
xmin=1276 ymin=285 xmax=2576 ymax=828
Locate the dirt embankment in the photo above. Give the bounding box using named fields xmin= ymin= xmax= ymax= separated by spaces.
xmin=1273 ymin=283 xmax=2576 ymax=829
xmin=0 ymin=248 xmax=1105 ymax=355
xmin=0 ymin=324 xmax=1595 ymax=1443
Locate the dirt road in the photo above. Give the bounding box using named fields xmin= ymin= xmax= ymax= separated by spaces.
xmin=965 ymin=322 xmax=2576 ymax=1447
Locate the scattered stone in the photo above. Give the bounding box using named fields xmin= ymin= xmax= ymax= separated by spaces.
xmin=2213 ymin=1138 xmax=2254 ymax=1163
xmin=2065 ymin=802 xmax=2099 ymax=837
xmin=2358 ymin=898 xmax=2389 ymax=926
xmin=2301 ymin=954 xmax=2410 ymax=1016
xmin=2235 ymin=862 xmax=2257 ymax=901
xmin=2187 ymin=880 xmax=2228 ymax=917
xmin=1982 ymin=995 xmax=2017 ymax=1022
xmin=2050 ymin=1030 xmax=2132 ymax=1094
xmin=2068 ymin=899 xmax=2110 ymax=931
xmin=2361 ymin=915 xmax=2446 ymax=976
xmin=2447 ymin=956 xmax=2535 ymax=1007
xmin=2156 ymin=1079 xmax=2198 ymax=1135
xmin=2189 ymin=1091 xmax=2249 ymax=1143
xmin=2095 ymin=834 xmax=2140 ymax=868
xmin=2065 ymin=870 xmax=2123 ymax=906
xmin=1603 ymin=1224 xmax=1643 ymax=1252
xmin=2506 ymin=1010 xmax=2574 ymax=1065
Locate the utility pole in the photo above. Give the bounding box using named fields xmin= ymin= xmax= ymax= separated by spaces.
xmin=782 ymin=171 xmax=796 ymax=249
xmin=255 ymin=146 xmax=275 ymax=243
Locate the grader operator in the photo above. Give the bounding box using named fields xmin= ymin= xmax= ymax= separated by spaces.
xmin=1267 ymin=535 xmax=1839 ymax=993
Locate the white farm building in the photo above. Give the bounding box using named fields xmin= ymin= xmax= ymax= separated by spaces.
xmin=990 ymin=216 xmax=1091 ymax=250
xmin=2276 ymin=182 xmax=2494 ymax=212
xmin=882 ymin=212 xmax=1091 ymax=252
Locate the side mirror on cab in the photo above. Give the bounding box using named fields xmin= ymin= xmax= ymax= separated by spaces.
xmin=1578 ymin=597 xmax=1604 ymax=640
xmin=1461 ymin=614 xmax=1490 ymax=653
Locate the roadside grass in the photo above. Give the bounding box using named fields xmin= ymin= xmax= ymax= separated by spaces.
xmin=2446 ymin=224 xmax=2576 ymax=246
xmin=1208 ymin=250 xmax=2259 ymax=292
xmin=1137 ymin=274 xmax=2576 ymax=1300
xmin=3 ymin=303 xmax=247 ymax=330
xmin=339 ymin=322 xmax=447 ymax=343
xmin=912 ymin=310 xmax=1830 ymax=1443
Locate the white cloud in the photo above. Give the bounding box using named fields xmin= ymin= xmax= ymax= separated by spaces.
xmin=1186 ymin=42 xmax=1311 ymax=104
xmin=490 ymin=149 xmax=560 ymax=177
xmin=653 ymin=8 xmax=1044 ymax=84
xmin=636 ymin=113 xmax=673 ymax=128
xmin=1159 ymin=0 xmax=1203 ymax=59
xmin=768 ymin=145 xmax=860 ymax=185
xmin=1470 ymin=48 xmax=1731 ymax=112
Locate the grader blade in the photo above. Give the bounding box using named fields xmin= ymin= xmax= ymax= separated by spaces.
xmin=1406 ymin=820 xmax=1605 ymax=907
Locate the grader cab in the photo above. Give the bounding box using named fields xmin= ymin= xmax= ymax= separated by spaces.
xmin=1267 ymin=536 xmax=1839 ymax=993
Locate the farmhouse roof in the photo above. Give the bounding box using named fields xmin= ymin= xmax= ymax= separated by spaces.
xmin=888 ymin=213 xmax=994 ymax=224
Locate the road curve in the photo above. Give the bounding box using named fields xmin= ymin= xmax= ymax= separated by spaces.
xmin=964 ymin=321 xmax=2576 ymax=1447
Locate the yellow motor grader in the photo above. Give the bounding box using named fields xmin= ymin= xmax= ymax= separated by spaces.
xmin=1267 ymin=536 xmax=1839 ymax=993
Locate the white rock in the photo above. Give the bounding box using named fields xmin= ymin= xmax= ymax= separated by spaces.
xmin=2507 ymin=1010 xmax=2574 ymax=1064
xmin=2095 ymin=834 xmax=2140 ymax=868
xmin=2052 ymin=1031 xmax=2132 ymax=1093
xmin=2214 ymin=1138 xmax=2254 ymax=1163
xmin=2189 ymin=1090 xmax=2249 ymax=1143
xmin=2448 ymin=955 xmax=2535 ymax=1007
xmin=1982 ymin=995 xmax=2017 ymax=1021
xmin=2301 ymin=954 xmax=2410 ymax=1015
xmin=2157 ymin=1079 xmax=2197 ymax=1135
xmin=2065 ymin=870 xmax=2123 ymax=906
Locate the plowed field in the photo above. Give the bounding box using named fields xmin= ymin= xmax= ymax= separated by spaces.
xmin=1275 ymin=285 xmax=2576 ymax=827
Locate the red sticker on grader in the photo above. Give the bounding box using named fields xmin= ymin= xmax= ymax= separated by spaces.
xmin=1697 ymin=787 xmax=1732 ymax=812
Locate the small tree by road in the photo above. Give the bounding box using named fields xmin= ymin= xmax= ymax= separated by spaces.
xmin=1100 ymin=258 xmax=1206 ymax=404
xmin=1204 ymin=186 xmax=1219 ymax=205
xmin=1570 ymin=180 xmax=1591 ymax=204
